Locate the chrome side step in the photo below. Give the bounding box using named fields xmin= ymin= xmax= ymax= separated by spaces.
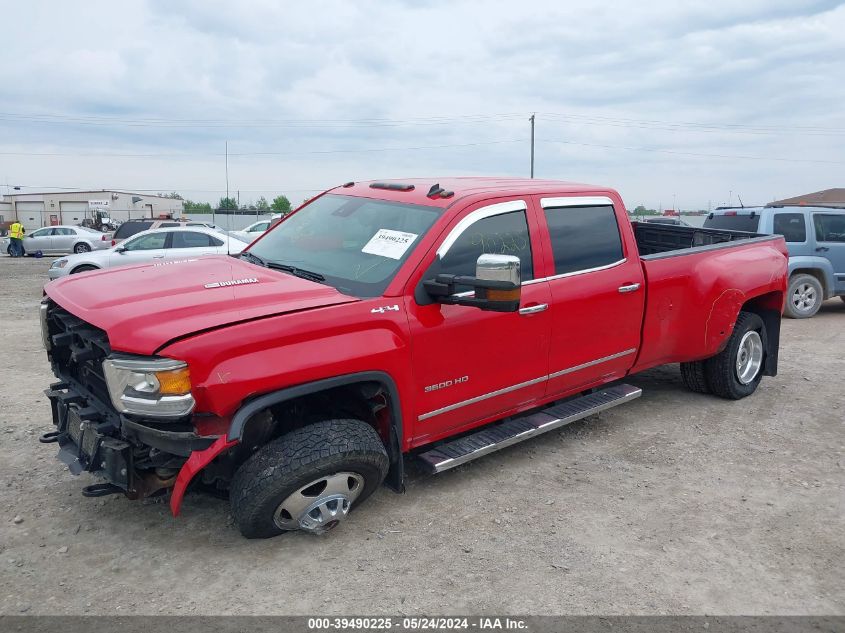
xmin=417 ymin=383 xmax=642 ymax=474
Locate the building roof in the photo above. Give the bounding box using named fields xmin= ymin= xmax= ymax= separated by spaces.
xmin=767 ymin=188 xmax=845 ymax=208
xmin=2 ymin=189 xmax=180 ymax=199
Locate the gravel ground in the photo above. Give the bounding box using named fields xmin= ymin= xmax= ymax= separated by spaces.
xmin=0 ymin=256 xmax=843 ymax=615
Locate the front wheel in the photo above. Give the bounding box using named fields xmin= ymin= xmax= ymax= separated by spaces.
xmin=230 ymin=418 xmax=389 ymax=539
xmin=704 ymin=311 xmax=767 ymax=400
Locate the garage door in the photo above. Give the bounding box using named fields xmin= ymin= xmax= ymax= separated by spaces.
xmin=15 ymin=202 xmax=45 ymax=230
xmin=59 ymin=201 xmax=89 ymax=224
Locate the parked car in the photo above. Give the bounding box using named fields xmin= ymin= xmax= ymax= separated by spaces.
xmin=230 ymin=219 xmax=273 ymax=243
xmin=48 ymin=226 xmax=245 ymax=279
xmin=12 ymin=225 xmax=113 ymax=256
xmin=704 ymin=206 xmax=845 ymax=318
xmin=110 ymin=218 xmax=189 ymax=246
xmin=40 ymin=177 xmax=787 ymax=538
xmin=644 ymin=216 xmax=691 ymax=226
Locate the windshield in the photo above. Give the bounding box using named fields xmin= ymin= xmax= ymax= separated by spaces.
xmin=249 ymin=194 xmax=443 ymax=297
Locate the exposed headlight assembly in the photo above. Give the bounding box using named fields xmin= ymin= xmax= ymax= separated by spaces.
xmin=51 ymin=259 xmax=68 ymax=269
xmin=103 ymin=357 xmax=195 ymax=418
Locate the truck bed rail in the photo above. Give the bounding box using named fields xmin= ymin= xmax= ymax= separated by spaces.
xmin=632 ymin=221 xmax=764 ymax=257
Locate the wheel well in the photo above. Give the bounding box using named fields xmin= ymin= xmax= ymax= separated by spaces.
xmin=230 ymin=373 xmax=405 ymax=492
xmin=740 ymin=291 xmax=782 ymax=377
xmin=70 ymin=264 xmax=98 ymax=274
xmin=791 ymin=268 xmax=827 ymax=295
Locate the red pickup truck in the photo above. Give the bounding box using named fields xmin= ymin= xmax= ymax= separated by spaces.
xmin=40 ymin=178 xmax=788 ymax=538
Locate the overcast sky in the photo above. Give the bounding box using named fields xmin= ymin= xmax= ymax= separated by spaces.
xmin=1 ymin=0 xmax=843 ymax=209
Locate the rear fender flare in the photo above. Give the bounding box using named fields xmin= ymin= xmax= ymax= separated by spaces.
xmin=227 ymin=371 xmax=405 ymax=492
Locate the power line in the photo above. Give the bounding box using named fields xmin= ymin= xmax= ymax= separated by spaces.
xmin=539 ymin=112 xmax=845 ymax=136
xmin=0 ymin=138 xmax=525 ymax=158
xmin=0 ymin=111 xmax=527 ymax=129
xmin=542 ymin=138 xmax=845 ymax=165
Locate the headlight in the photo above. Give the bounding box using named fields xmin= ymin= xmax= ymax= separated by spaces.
xmin=102 ymin=357 xmax=195 ymax=418
xmin=51 ymin=259 xmax=68 ymax=269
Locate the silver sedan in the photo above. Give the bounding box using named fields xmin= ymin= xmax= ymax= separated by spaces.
xmin=48 ymin=226 xmax=246 ymax=279
xmin=17 ymin=225 xmax=112 ymax=256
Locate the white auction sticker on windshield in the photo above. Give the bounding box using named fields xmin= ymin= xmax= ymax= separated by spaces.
xmin=361 ymin=229 xmax=418 ymax=260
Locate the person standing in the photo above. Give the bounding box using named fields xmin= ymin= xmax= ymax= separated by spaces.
xmin=9 ymin=220 xmax=25 ymax=257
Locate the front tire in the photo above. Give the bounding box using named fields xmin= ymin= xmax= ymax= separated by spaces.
xmin=230 ymin=418 xmax=389 ymax=539
xmin=704 ymin=311 xmax=767 ymax=400
xmin=784 ymin=274 xmax=823 ymax=318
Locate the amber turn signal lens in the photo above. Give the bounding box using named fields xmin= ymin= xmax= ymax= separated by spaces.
xmin=486 ymin=288 xmax=521 ymax=302
xmin=154 ymin=367 xmax=192 ymax=395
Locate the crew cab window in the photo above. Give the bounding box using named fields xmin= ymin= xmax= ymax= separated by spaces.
xmin=813 ymin=214 xmax=845 ymax=243
xmin=544 ymin=205 xmax=624 ymax=275
xmin=124 ymin=233 xmax=167 ymax=251
xmin=773 ymin=213 xmax=806 ymax=242
xmin=171 ymin=231 xmax=215 ymax=248
xmin=439 ymin=211 xmax=534 ymax=281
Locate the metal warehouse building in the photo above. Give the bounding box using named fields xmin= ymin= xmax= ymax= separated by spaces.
xmin=0 ymin=190 xmax=184 ymax=230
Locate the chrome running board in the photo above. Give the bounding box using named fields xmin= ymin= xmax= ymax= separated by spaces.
xmin=417 ymin=383 xmax=642 ymax=474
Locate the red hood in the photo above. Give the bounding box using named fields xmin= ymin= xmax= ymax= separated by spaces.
xmin=45 ymin=256 xmax=359 ymax=355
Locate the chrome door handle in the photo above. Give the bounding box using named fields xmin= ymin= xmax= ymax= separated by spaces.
xmin=152 ymin=255 xmax=165 ymax=259
xmin=618 ymin=283 xmax=641 ymax=293
xmin=519 ymin=303 xmax=549 ymax=315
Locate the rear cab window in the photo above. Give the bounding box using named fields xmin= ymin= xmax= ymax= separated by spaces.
xmin=703 ymin=212 xmax=760 ymax=233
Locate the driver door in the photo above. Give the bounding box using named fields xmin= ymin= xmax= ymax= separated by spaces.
xmin=405 ymin=199 xmax=552 ymax=446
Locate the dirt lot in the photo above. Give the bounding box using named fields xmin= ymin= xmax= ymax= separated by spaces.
xmin=0 ymin=256 xmax=842 ymax=615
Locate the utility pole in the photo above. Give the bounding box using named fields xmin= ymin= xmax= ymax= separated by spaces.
xmin=529 ymin=114 xmax=535 ymax=178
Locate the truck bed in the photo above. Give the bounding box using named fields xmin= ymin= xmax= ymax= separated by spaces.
xmin=631 ymin=221 xmax=764 ymax=257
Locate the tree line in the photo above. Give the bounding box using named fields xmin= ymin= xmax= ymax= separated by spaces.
xmin=158 ymin=192 xmax=292 ymax=214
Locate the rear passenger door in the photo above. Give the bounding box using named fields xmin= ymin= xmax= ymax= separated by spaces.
xmin=812 ymin=212 xmax=845 ymax=293
xmin=535 ymin=196 xmax=645 ymax=397
xmin=166 ymin=231 xmax=222 ymax=259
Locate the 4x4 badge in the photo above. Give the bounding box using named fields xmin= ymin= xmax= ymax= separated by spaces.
xmin=371 ymin=304 xmax=400 ymax=314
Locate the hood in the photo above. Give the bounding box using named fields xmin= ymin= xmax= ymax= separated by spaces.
xmin=45 ymin=256 xmax=359 ymax=355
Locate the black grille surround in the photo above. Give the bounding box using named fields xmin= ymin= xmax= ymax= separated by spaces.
xmin=42 ymin=300 xmax=217 ymax=495
xmin=45 ymin=301 xmax=115 ymax=417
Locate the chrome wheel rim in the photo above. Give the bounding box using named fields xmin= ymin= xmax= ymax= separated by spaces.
xmin=791 ymin=283 xmax=818 ymax=312
xmin=736 ymin=330 xmax=763 ymax=385
xmin=273 ymin=472 xmax=364 ymax=534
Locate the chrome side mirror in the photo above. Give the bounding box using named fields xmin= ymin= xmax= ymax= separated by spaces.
xmin=475 ymin=254 xmax=520 ymax=285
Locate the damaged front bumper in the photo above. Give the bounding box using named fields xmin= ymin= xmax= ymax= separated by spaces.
xmin=43 ymin=380 xmax=232 ymax=511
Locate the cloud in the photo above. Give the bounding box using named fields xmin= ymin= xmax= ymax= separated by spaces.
xmin=0 ymin=0 xmax=842 ymax=207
